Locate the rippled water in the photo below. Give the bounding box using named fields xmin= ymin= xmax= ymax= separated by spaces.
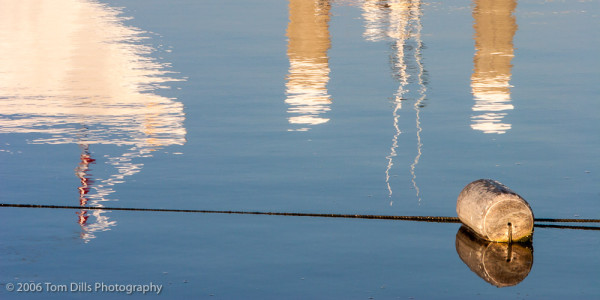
xmin=1 ymin=0 xmax=598 ymax=298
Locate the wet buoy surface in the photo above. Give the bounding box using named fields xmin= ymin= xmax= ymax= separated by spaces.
xmin=457 ymin=179 xmax=534 ymax=242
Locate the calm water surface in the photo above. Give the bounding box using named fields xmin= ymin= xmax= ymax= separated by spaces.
xmin=1 ymin=0 xmax=598 ymax=298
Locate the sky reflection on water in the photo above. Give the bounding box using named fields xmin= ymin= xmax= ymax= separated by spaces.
xmin=0 ymin=0 xmax=185 ymax=241
xmin=0 ymin=0 xmax=598 ymax=298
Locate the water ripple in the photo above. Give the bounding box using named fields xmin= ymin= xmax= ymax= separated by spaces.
xmin=0 ymin=0 xmax=185 ymax=242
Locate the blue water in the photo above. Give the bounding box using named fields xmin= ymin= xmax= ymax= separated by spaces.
xmin=1 ymin=0 xmax=599 ymax=298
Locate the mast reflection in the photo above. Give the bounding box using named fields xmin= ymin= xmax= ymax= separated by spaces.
xmin=471 ymin=0 xmax=518 ymax=134
xmin=285 ymin=0 xmax=332 ymax=131
xmin=75 ymin=143 xmax=94 ymax=228
xmin=362 ymin=0 xmax=426 ymax=204
xmin=0 ymin=0 xmax=185 ymax=242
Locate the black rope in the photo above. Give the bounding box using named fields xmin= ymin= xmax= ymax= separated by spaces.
xmin=3 ymin=203 xmax=600 ymax=225
xmin=4 ymin=201 xmax=598 ymax=231
xmin=534 ymin=224 xmax=600 ymax=231
xmin=533 ymin=218 xmax=600 ymax=223
xmin=0 ymin=203 xmax=461 ymax=223
xmin=2 ymin=202 xmax=600 ymax=232
xmin=2 ymin=203 xmax=600 ymax=224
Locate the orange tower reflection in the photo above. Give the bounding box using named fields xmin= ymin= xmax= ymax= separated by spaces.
xmin=0 ymin=0 xmax=185 ymax=242
xmin=285 ymin=0 xmax=332 ymax=131
xmin=471 ymin=0 xmax=518 ymax=134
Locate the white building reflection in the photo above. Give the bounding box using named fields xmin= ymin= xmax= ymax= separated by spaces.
xmin=362 ymin=0 xmax=426 ymax=203
xmin=285 ymin=0 xmax=332 ymax=131
xmin=0 ymin=0 xmax=185 ymax=242
xmin=471 ymin=0 xmax=518 ymax=134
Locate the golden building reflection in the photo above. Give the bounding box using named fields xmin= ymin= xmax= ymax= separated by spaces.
xmin=362 ymin=0 xmax=426 ymax=204
xmin=0 ymin=0 xmax=185 ymax=242
xmin=471 ymin=0 xmax=518 ymax=134
xmin=285 ymin=0 xmax=332 ymax=131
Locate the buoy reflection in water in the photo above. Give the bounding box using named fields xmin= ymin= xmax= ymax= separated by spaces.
xmin=455 ymin=225 xmax=533 ymax=288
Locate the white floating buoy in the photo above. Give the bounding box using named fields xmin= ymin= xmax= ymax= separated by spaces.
xmin=456 ymin=179 xmax=534 ymax=242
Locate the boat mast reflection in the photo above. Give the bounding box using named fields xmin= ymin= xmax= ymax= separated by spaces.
xmin=0 ymin=0 xmax=185 ymax=242
xmin=471 ymin=0 xmax=518 ymax=134
xmin=455 ymin=225 xmax=533 ymax=287
xmin=285 ymin=0 xmax=332 ymax=131
xmin=362 ymin=0 xmax=426 ymax=204
xmin=75 ymin=143 xmax=94 ymax=234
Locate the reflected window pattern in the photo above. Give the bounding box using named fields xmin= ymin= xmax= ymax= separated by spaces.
xmin=285 ymin=0 xmax=332 ymax=131
xmin=471 ymin=0 xmax=518 ymax=134
xmin=0 ymin=0 xmax=185 ymax=242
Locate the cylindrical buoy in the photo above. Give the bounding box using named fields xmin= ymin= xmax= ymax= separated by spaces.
xmin=456 ymin=179 xmax=534 ymax=242
xmin=455 ymin=226 xmax=533 ymax=287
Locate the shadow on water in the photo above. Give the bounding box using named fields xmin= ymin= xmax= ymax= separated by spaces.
xmin=0 ymin=0 xmax=185 ymax=242
xmin=456 ymin=225 xmax=534 ymax=288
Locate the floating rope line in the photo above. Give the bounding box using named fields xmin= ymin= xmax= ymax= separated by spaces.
xmin=0 ymin=203 xmax=460 ymax=223
xmin=1 ymin=203 xmax=599 ymax=229
xmin=533 ymin=218 xmax=600 ymax=223
xmin=533 ymin=224 xmax=600 ymax=231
